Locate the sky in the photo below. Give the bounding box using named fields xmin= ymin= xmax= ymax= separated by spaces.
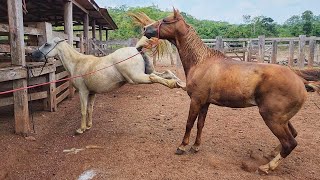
xmin=95 ymin=0 xmax=320 ymax=24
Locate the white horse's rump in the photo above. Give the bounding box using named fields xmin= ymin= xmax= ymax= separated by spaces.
xmin=32 ymin=37 xmax=185 ymax=134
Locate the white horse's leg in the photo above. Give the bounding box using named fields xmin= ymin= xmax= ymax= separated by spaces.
xmin=76 ymin=90 xmax=89 ymax=135
xmin=153 ymin=70 xmax=179 ymax=80
xmin=128 ymin=73 xmax=177 ymax=89
xmin=86 ymin=93 xmax=96 ymax=130
xmin=149 ymin=73 xmax=183 ymax=89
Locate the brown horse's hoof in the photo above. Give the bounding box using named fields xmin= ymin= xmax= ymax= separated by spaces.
xmin=189 ymin=146 xmax=200 ymax=154
xmin=175 ymin=147 xmax=186 ymax=155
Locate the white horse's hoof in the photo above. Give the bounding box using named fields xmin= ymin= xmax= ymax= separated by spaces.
xmin=75 ymin=129 xmax=85 ymax=135
xmin=258 ymin=164 xmax=270 ymax=175
xmin=177 ymin=81 xmax=187 ymax=91
xmin=86 ymin=125 xmax=92 ymax=130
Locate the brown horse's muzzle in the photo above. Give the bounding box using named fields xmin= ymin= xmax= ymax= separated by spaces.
xmin=143 ymin=25 xmax=157 ymax=39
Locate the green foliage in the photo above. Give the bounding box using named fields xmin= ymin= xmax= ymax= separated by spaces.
xmin=107 ymin=6 xmax=320 ymax=39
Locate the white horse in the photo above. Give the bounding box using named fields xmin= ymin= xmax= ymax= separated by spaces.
xmin=32 ymin=37 xmax=185 ymax=134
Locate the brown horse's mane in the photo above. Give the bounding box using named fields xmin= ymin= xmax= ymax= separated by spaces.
xmin=181 ymin=26 xmax=225 ymax=64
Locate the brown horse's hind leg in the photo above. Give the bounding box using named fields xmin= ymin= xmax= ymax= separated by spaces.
xmin=176 ymin=98 xmax=201 ymax=155
xmin=190 ymin=103 xmax=210 ymax=153
xmin=271 ymin=122 xmax=298 ymax=157
xmin=259 ymin=120 xmax=297 ymax=174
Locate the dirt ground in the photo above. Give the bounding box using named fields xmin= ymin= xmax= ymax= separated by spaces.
xmin=0 ymin=66 xmax=320 ymax=180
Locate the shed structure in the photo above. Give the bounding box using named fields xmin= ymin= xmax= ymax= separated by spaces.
xmin=0 ymin=0 xmax=117 ymax=135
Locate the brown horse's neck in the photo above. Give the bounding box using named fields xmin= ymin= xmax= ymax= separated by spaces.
xmin=175 ymin=27 xmax=225 ymax=76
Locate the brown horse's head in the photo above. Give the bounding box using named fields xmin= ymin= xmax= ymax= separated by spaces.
xmin=143 ymin=8 xmax=188 ymax=42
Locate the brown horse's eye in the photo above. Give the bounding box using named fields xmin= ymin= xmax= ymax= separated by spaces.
xmin=45 ymin=43 xmax=49 ymax=46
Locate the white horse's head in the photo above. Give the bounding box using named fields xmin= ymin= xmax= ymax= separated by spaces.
xmin=31 ymin=37 xmax=65 ymax=61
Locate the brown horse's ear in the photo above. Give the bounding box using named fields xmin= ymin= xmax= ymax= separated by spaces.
xmin=173 ymin=7 xmax=180 ymax=18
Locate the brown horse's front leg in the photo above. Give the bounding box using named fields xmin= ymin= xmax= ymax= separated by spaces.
xmin=176 ymin=99 xmax=201 ymax=155
xmin=190 ymin=103 xmax=210 ymax=153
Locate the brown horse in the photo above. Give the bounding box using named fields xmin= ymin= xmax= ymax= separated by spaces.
xmin=143 ymin=9 xmax=320 ymax=174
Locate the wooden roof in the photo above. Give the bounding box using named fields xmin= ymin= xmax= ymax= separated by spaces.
xmin=0 ymin=0 xmax=117 ymax=30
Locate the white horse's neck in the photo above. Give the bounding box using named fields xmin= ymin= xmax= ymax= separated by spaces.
xmin=56 ymin=42 xmax=83 ymax=75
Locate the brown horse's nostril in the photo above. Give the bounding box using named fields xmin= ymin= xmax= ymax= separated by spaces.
xmin=143 ymin=27 xmax=146 ymax=32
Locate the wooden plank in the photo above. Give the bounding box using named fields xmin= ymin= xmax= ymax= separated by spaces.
xmin=0 ymin=44 xmax=10 ymax=53
xmin=72 ymin=0 xmax=89 ymax=14
xmin=52 ymin=31 xmax=68 ymax=40
xmin=27 ymin=64 xmax=56 ymax=77
xmin=36 ymin=22 xmax=53 ymax=45
xmin=0 ymin=23 xmax=43 ymax=35
xmin=308 ymin=36 xmax=316 ymax=67
xmin=56 ymin=71 xmax=69 ymax=80
xmin=0 ymin=44 xmax=38 ymax=53
xmin=56 ymin=89 xmax=70 ymax=104
xmin=258 ymin=35 xmax=265 ymax=63
xmin=55 ymin=59 xmax=63 ymax=67
xmin=288 ymin=40 xmax=294 ymax=67
xmin=298 ymin=35 xmax=306 ymax=68
xmin=0 ymin=91 xmax=48 ymax=107
xmin=74 ymin=36 xmax=80 ymax=42
xmin=271 ymin=40 xmax=278 ymax=64
xmin=56 ymin=81 xmax=69 ymax=95
xmin=8 ymin=0 xmax=30 ymax=135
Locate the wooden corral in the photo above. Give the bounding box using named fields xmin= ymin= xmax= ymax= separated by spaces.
xmin=0 ymin=0 xmax=117 ymax=136
xmin=203 ymin=36 xmax=320 ymax=67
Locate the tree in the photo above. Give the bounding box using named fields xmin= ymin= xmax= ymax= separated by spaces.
xmin=301 ymin=10 xmax=314 ymax=36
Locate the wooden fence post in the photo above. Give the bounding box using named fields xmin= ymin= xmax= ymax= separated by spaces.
xmin=246 ymin=40 xmax=253 ymax=62
xmin=92 ymin=20 xmax=96 ymax=39
xmin=8 ymin=0 xmax=30 ymax=135
xmin=64 ymin=0 xmax=75 ymax=98
xmin=37 ymin=22 xmax=56 ymax=112
xmin=83 ymin=13 xmax=89 ymax=54
xmin=308 ymin=36 xmax=316 ymax=67
xmin=288 ymin=40 xmax=294 ymax=67
xmin=298 ymin=35 xmax=306 ymax=68
xmin=78 ymin=33 xmax=84 ymax=53
xmin=99 ymin=25 xmax=103 ymax=41
xmin=258 ymin=35 xmax=265 ymax=63
xmin=271 ymin=40 xmax=278 ymax=64
xmin=316 ymin=44 xmax=319 ymax=63
xmin=215 ymin=36 xmax=223 ymax=52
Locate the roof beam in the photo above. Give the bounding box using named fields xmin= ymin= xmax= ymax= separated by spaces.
xmin=72 ymin=0 xmax=88 ymax=14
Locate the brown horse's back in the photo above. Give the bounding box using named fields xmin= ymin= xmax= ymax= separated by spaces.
xmin=187 ymin=58 xmax=307 ymax=109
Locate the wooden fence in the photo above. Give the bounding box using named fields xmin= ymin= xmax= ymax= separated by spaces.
xmin=203 ymin=35 xmax=320 ymax=68
xmin=0 ymin=22 xmax=83 ymax=114
xmin=88 ymin=38 xmax=138 ymax=56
